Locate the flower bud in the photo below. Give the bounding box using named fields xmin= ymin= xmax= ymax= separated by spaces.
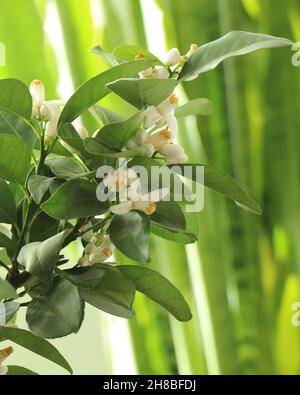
xmin=159 ymin=143 xmax=188 ymax=164
xmin=81 ymin=222 xmax=94 ymax=242
xmin=30 ymin=80 xmax=45 ymax=108
xmin=165 ymin=48 xmax=181 ymax=66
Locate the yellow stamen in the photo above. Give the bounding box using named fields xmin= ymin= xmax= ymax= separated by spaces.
xmin=160 ymin=128 xmax=171 ymax=139
xmin=31 ymin=79 xmax=43 ymax=85
xmin=168 ymin=93 xmax=179 ymax=105
xmin=146 ymin=202 xmax=157 ymax=215
xmin=190 ymin=44 xmax=199 ymax=51
xmin=102 ymin=247 xmax=112 ymax=257
xmin=0 ymin=346 xmax=13 ymax=363
xmin=134 ymin=54 xmax=145 ymax=61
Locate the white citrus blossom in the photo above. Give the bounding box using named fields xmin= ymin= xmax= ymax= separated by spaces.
xmin=165 ymin=48 xmax=181 ymax=66
xmin=159 ymin=143 xmax=188 ymax=165
xmin=103 ymin=168 xmax=138 ymax=194
xmin=0 ymin=346 xmax=13 ymax=376
xmin=79 ymin=236 xmax=114 ymax=266
xmin=139 ymin=66 xmax=169 ymax=80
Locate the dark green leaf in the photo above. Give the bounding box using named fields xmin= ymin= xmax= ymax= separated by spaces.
xmin=84 ymin=139 xmax=149 ymax=158
xmin=0 ymin=135 xmax=31 ymax=185
xmin=41 ymin=178 xmax=109 ymax=220
xmin=0 ymin=277 xmax=16 ymax=299
xmin=29 ymin=212 xmax=59 ymax=242
xmin=0 ymin=109 xmax=36 ymax=148
xmin=58 ymin=266 xmax=106 ymax=289
xmin=151 ymin=223 xmax=197 ymax=244
xmin=18 ymin=231 xmax=68 ymax=284
xmin=93 ymin=112 xmax=143 ymax=150
xmin=179 ymin=30 xmax=292 ymax=80
xmin=0 ymin=178 xmax=17 ymax=224
xmin=26 ymin=277 xmax=84 ymax=339
xmin=0 ymin=326 xmax=72 ymax=373
xmin=107 ymin=78 xmax=178 ymax=109
xmin=46 ymin=157 xmax=85 ymax=179
xmin=118 ymin=266 xmax=192 ymax=321
xmin=109 ymin=211 xmax=150 ymax=262
xmin=7 ymin=365 xmax=38 ymax=375
xmin=79 ymin=265 xmax=135 ymax=319
xmin=58 ymin=123 xmax=85 ymax=152
xmin=150 ymin=201 xmax=186 ymax=232
xmin=0 ymin=78 xmax=32 ymax=119
xmin=89 ymin=104 xmax=124 ymax=126
xmin=59 ymin=59 xmax=155 ymax=125
xmin=27 ymin=175 xmax=53 ymax=204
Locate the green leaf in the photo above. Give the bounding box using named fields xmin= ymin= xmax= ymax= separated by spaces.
xmin=0 ymin=178 xmax=17 ymax=224
xmin=46 ymin=157 xmax=85 ymax=179
xmin=58 ymin=123 xmax=85 ymax=152
xmin=0 ymin=326 xmax=72 ymax=373
xmin=29 ymin=212 xmax=59 ymax=242
xmin=0 ymin=232 xmax=15 ymax=256
xmin=58 ymin=266 xmax=106 ymax=289
xmin=113 ymin=44 xmax=164 ymax=65
xmin=90 ymin=45 xmax=122 ymax=66
xmin=0 ymin=277 xmax=16 ymax=299
xmin=27 ymin=175 xmax=53 ymax=204
xmin=170 ymin=163 xmax=262 ymax=215
xmin=109 ymin=211 xmax=150 ymax=262
xmin=26 ymin=277 xmax=84 ymax=339
xmin=118 ymin=266 xmax=192 ymax=321
xmin=79 ymin=265 xmax=135 ymax=319
xmin=93 ymin=112 xmax=143 ymax=150
xmin=0 ymin=109 xmax=36 ymax=148
xmin=175 ymin=98 xmax=213 ymax=117
xmin=0 ymin=135 xmax=31 ymax=185
xmin=107 ymin=78 xmax=178 ymax=109
xmin=41 ymin=178 xmax=109 ymax=220
xmin=7 ymin=366 xmax=38 ymax=375
xmin=89 ymin=104 xmax=124 ymax=126
xmin=179 ymin=30 xmax=292 ymax=80
xmin=150 ymin=201 xmax=186 ymax=232
xmin=84 ymin=139 xmax=150 ymax=158
xmin=59 ymin=59 xmax=155 ymax=125
xmin=18 ymin=231 xmax=68 ymax=284
xmin=151 ymin=223 xmax=197 ymax=244
xmin=0 ymin=302 xmax=20 ymax=325
xmin=0 ymin=78 xmax=32 ymax=119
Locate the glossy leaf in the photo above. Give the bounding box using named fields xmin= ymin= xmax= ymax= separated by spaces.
xmin=7 ymin=366 xmax=38 ymax=375
xmin=0 ymin=178 xmax=17 ymax=224
xmin=0 ymin=78 xmax=32 ymax=119
xmin=179 ymin=30 xmax=292 ymax=80
xmin=0 ymin=302 xmax=20 ymax=325
xmin=41 ymin=179 xmax=109 ymax=220
xmin=109 ymin=211 xmax=150 ymax=262
xmin=26 ymin=277 xmax=84 ymax=339
xmin=0 ymin=326 xmax=72 ymax=373
xmin=79 ymin=265 xmax=135 ymax=319
xmin=113 ymin=44 xmax=164 ymax=65
xmin=45 ymin=157 xmax=85 ymax=179
xmin=18 ymin=231 xmax=68 ymax=284
xmin=0 ymin=277 xmax=16 ymax=299
xmin=107 ymin=78 xmax=178 ymax=109
xmin=58 ymin=59 xmax=155 ymax=125
xmin=119 ymin=265 xmax=192 ymax=321
xmin=89 ymin=104 xmax=124 ymax=126
xmin=150 ymin=201 xmax=186 ymax=232
xmin=0 ymin=109 xmax=36 ymax=148
xmin=0 ymin=135 xmax=31 ymax=185
xmin=27 ymin=175 xmax=53 ymax=204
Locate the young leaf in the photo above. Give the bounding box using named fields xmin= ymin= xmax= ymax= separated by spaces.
xmin=0 ymin=109 xmax=36 ymax=148
xmin=0 ymin=302 xmax=20 ymax=325
xmin=0 ymin=178 xmax=17 ymax=225
xmin=151 ymin=224 xmax=197 ymax=244
xmin=79 ymin=265 xmax=135 ymax=319
xmin=7 ymin=366 xmax=38 ymax=375
xmin=0 ymin=135 xmax=31 ymax=185
xmin=26 ymin=277 xmax=84 ymax=339
xmin=18 ymin=231 xmax=68 ymax=284
xmin=46 ymin=157 xmax=85 ymax=179
xmin=0 ymin=326 xmax=72 ymax=373
xmin=169 ymin=163 xmax=262 ymax=215
xmin=179 ymin=30 xmax=292 ymax=80
xmin=0 ymin=78 xmax=32 ymax=119
xmin=27 ymin=175 xmax=53 ymax=204
xmin=0 ymin=277 xmax=17 ymax=299
xmin=113 ymin=44 xmax=164 ymax=65
xmin=41 ymin=179 xmax=109 ymax=220
xmin=118 ymin=266 xmax=192 ymax=322
xmin=107 ymin=78 xmax=178 ymax=109
xmin=90 ymin=45 xmax=123 ymax=66
xmin=150 ymin=201 xmax=186 ymax=232
xmin=59 ymin=59 xmax=155 ymax=125
xmin=175 ymin=98 xmax=213 ymax=118
xmin=109 ymin=211 xmax=150 ymax=262
xmin=93 ymin=112 xmax=143 ymax=150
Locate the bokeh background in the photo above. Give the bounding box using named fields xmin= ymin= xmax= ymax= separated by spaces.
xmin=1 ymin=0 xmax=300 ymax=375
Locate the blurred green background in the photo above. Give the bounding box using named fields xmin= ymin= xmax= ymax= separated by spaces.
xmin=1 ymin=0 xmax=300 ymax=375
